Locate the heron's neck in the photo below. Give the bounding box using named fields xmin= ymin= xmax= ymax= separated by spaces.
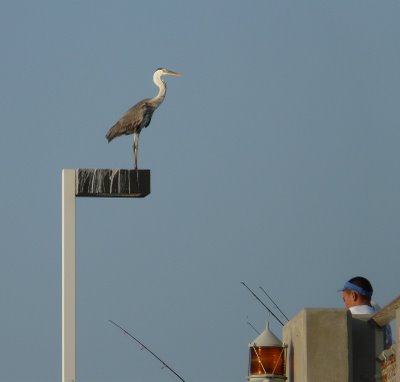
xmin=151 ymin=73 xmax=167 ymax=108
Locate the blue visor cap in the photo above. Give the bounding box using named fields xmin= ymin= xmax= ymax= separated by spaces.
xmin=339 ymin=281 xmax=372 ymax=297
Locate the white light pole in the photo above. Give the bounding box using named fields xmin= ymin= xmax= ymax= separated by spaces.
xmin=61 ymin=168 xmax=150 ymax=382
xmin=62 ymin=169 xmax=76 ymax=382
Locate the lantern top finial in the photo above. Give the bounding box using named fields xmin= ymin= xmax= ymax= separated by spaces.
xmin=249 ymin=321 xmax=282 ymax=347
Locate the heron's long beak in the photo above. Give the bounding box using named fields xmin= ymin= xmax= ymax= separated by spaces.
xmin=166 ymin=69 xmax=182 ymax=76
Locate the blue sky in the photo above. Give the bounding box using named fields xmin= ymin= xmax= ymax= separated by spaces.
xmin=0 ymin=1 xmax=399 ymax=381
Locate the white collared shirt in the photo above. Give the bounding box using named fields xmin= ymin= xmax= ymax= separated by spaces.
xmin=349 ymin=305 xmax=375 ymax=315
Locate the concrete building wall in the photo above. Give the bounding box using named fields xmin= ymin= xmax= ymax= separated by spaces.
xmin=283 ymin=308 xmax=352 ymax=382
xmin=350 ymin=315 xmax=382 ymax=382
xmin=283 ymin=308 xmax=388 ymax=382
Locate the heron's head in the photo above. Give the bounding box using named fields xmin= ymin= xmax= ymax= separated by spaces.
xmin=155 ymin=67 xmax=182 ymax=77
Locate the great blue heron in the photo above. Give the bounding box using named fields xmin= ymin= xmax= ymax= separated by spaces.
xmin=105 ymin=68 xmax=181 ymax=170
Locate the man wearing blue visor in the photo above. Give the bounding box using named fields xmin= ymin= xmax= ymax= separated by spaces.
xmin=339 ymin=276 xmax=375 ymax=315
xmin=340 ymin=276 xmax=393 ymax=347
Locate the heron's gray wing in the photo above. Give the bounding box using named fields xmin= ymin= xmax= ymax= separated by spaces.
xmin=106 ymin=114 xmax=135 ymax=142
xmin=119 ymin=100 xmax=155 ymax=130
xmin=106 ymin=99 xmax=152 ymax=142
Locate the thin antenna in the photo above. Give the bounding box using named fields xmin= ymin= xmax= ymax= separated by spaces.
xmin=247 ymin=321 xmax=260 ymax=335
xmin=241 ymin=282 xmax=284 ymax=326
xmin=109 ymin=320 xmax=187 ymax=382
xmin=259 ymin=286 xmax=289 ymax=322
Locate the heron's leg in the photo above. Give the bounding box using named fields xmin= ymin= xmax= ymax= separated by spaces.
xmin=133 ymin=132 xmax=140 ymax=185
xmin=133 ymin=132 xmax=139 ymax=170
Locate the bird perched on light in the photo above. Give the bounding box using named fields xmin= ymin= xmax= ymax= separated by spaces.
xmin=106 ymin=68 xmax=181 ymax=170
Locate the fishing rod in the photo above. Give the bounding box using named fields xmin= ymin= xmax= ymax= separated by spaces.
xmin=258 ymin=286 xmax=289 ymax=322
xmin=241 ymin=282 xmax=284 ymax=326
xmin=246 ymin=320 xmax=260 ymax=335
xmin=108 ymin=320 xmax=187 ymax=382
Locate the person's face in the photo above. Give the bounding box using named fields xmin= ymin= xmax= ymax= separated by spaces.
xmin=342 ymin=289 xmax=357 ymax=308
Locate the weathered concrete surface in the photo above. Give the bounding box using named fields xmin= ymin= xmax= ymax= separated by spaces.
xmin=283 ymin=308 xmax=351 ymax=382
xmin=351 ymin=315 xmax=381 ymax=382
xmin=75 ymin=169 xmax=150 ymax=197
xmin=370 ymin=295 xmax=400 ymax=327
xmin=283 ymin=308 xmax=391 ymax=382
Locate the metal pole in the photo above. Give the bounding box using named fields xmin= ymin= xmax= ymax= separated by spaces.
xmin=62 ymin=170 xmax=76 ymax=382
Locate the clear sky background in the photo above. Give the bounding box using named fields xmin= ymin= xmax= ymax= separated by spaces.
xmin=0 ymin=1 xmax=399 ymax=382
